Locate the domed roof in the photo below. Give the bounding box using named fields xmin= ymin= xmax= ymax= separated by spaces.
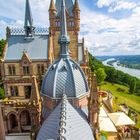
xmin=37 ymin=95 xmax=94 ymax=140
xmin=41 ymin=58 xmax=89 ymax=98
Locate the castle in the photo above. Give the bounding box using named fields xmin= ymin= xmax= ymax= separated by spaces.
xmin=0 ymin=0 xmax=99 ymax=139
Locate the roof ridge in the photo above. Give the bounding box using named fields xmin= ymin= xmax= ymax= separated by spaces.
xmin=58 ymin=94 xmax=67 ymax=140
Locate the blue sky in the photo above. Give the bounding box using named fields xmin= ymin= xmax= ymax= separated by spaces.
xmin=0 ymin=0 xmax=140 ymax=56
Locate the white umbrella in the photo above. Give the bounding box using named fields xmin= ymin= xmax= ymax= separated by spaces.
xmin=99 ymin=107 xmax=108 ymax=117
xmin=99 ymin=117 xmax=117 ymax=132
xmin=108 ymin=112 xmax=135 ymax=126
xmin=99 ymin=107 xmax=117 ymax=132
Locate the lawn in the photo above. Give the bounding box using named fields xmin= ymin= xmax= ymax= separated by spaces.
xmin=101 ymin=82 xmax=140 ymax=128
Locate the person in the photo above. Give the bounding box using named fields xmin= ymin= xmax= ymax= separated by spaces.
xmin=124 ymin=126 xmax=130 ymax=138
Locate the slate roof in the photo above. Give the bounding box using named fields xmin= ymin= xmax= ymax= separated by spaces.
xmin=55 ymin=0 xmax=74 ymax=16
xmin=4 ymin=35 xmax=49 ymax=61
xmin=37 ymin=95 xmax=94 ymax=140
xmin=41 ymin=58 xmax=89 ymax=98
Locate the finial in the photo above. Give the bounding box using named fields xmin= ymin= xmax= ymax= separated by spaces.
xmin=24 ymin=0 xmax=35 ymax=37
xmin=58 ymin=0 xmax=70 ymax=58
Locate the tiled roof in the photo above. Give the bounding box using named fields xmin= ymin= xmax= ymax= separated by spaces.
xmin=4 ymin=35 xmax=49 ymax=61
xmin=37 ymin=95 xmax=94 ymax=140
xmin=41 ymin=58 xmax=89 ymax=98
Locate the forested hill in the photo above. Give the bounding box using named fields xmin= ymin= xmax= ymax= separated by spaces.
xmin=89 ymin=53 xmax=140 ymax=96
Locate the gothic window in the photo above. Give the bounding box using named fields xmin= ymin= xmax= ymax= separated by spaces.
xmin=10 ymin=86 xmax=18 ymax=96
xmin=55 ymin=21 xmax=58 ymax=27
xmin=55 ymin=21 xmax=61 ymax=27
xmin=8 ymin=65 xmax=16 ymax=75
xmin=23 ymin=66 xmax=30 ymax=75
xmin=69 ymin=21 xmax=74 ymax=27
xmin=24 ymin=86 xmax=31 ymax=99
xmin=37 ymin=64 xmax=45 ymax=74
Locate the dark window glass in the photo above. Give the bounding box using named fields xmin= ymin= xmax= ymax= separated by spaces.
xmin=24 ymin=86 xmax=31 ymax=99
xmin=10 ymin=86 xmax=18 ymax=96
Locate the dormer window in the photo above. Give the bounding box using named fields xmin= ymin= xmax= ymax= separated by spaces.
xmin=23 ymin=66 xmax=30 ymax=75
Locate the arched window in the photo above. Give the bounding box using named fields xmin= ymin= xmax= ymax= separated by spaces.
xmin=69 ymin=21 xmax=74 ymax=27
xmin=8 ymin=113 xmax=18 ymax=131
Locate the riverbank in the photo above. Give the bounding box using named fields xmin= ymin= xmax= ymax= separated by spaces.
xmin=103 ymin=58 xmax=140 ymax=79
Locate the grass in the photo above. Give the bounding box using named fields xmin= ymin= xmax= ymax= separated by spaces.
xmin=101 ymin=82 xmax=140 ymax=128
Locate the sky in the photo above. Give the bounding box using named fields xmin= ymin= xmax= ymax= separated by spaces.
xmin=0 ymin=0 xmax=140 ymax=56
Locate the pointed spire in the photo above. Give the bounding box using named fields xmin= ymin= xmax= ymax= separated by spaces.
xmin=58 ymin=0 xmax=70 ymax=58
xmin=74 ymin=0 xmax=80 ymax=10
xmin=49 ymin=0 xmax=56 ymax=11
xmin=24 ymin=0 xmax=35 ymax=37
xmin=0 ymin=108 xmax=5 ymax=140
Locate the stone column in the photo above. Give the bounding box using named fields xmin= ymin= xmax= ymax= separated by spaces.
xmin=0 ymin=107 xmax=6 ymax=140
xmin=17 ymin=114 xmax=22 ymax=133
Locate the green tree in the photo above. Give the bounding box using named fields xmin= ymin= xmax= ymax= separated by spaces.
xmin=96 ymin=68 xmax=107 ymax=84
xmin=0 ymin=87 xmax=4 ymax=99
xmin=129 ymin=78 xmax=136 ymax=94
xmin=0 ymin=39 xmax=6 ymax=56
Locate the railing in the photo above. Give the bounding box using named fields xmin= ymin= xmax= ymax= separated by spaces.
xmin=10 ymin=27 xmax=49 ymax=35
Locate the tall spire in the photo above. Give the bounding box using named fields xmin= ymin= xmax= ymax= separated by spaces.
xmin=58 ymin=0 xmax=70 ymax=58
xmin=24 ymin=0 xmax=35 ymax=37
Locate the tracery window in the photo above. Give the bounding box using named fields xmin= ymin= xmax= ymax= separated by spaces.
xmin=23 ymin=66 xmax=30 ymax=75
xmin=37 ymin=64 xmax=45 ymax=74
xmin=8 ymin=65 xmax=16 ymax=75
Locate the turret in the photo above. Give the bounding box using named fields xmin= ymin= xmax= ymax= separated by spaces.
xmin=88 ymin=74 xmax=99 ymax=133
xmin=73 ymin=0 xmax=80 ymax=31
xmin=49 ymin=0 xmax=57 ymax=28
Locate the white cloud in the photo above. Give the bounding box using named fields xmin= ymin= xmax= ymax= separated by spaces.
xmin=97 ymin=0 xmax=137 ymax=13
xmin=0 ymin=0 xmax=140 ymax=55
xmin=97 ymin=0 xmax=116 ymax=8
xmin=79 ymin=2 xmax=140 ymax=55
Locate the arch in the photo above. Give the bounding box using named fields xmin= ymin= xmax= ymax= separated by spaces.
xmin=8 ymin=112 xmax=18 ymax=133
xmin=20 ymin=110 xmax=31 ymax=132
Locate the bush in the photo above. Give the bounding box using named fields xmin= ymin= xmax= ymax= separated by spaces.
xmin=117 ymin=87 xmax=125 ymax=92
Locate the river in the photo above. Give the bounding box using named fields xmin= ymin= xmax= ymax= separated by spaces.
xmin=103 ymin=58 xmax=140 ymax=79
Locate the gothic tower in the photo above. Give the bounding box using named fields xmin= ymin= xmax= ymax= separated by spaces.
xmin=49 ymin=0 xmax=80 ymax=62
